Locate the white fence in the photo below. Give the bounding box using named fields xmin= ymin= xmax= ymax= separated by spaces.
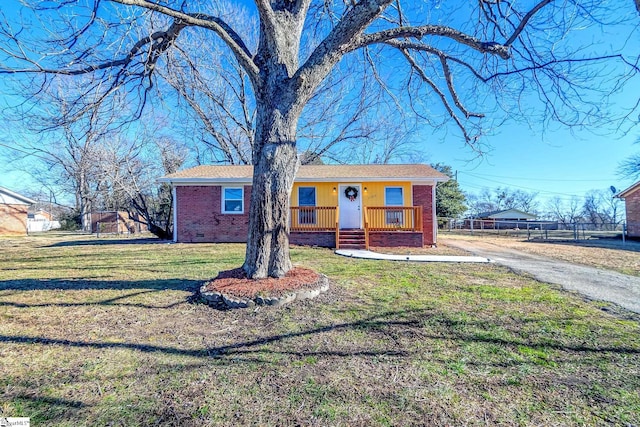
xmin=27 ymin=218 xmax=61 ymax=233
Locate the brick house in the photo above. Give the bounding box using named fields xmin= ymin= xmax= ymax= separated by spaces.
xmin=159 ymin=164 xmax=449 ymax=249
xmin=616 ymin=181 xmax=640 ymax=238
xmin=0 ymin=186 xmax=36 ymax=235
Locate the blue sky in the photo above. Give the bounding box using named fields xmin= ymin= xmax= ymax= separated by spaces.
xmin=0 ymin=0 xmax=638 ymax=211
xmin=425 ymin=120 xmax=639 ymax=205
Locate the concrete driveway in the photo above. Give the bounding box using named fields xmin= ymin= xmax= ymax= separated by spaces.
xmin=441 ymin=238 xmax=640 ymax=315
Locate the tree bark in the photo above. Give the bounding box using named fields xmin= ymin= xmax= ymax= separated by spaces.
xmin=243 ymin=102 xmax=300 ymax=279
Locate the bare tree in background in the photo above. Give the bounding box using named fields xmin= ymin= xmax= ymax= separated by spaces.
xmin=2 ymin=79 xmax=120 ymax=232
xmin=582 ymin=189 xmax=622 ymax=226
xmin=1 ymin=0 xmax=638 ymax=278
xmin=468 ymin=187 xmax=539 ymax=215
xmin=619 ymin=137 xmax=640 ymax=181
xmin=545 ymin=196 xmax=583 ymax=225
xmin=97 ymin=135 xmax=188 ymax=239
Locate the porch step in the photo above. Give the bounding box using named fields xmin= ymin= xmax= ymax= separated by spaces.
xmin=338 ymin=229 xmax=366 ymax=249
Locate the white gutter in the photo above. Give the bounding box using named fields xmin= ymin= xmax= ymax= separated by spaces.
xmin=172 ymin=186 xmax=178 ymax=243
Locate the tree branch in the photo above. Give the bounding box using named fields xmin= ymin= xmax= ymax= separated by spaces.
xmin=108 ymin=0 xmax=261 ymax=87
xmin=293 ymin=0 xmax=394 ymax=101
xmin=354 ymin=25 xmax=511 ymax=59
xmin=504 ymin=0 xmax=553 ymax=46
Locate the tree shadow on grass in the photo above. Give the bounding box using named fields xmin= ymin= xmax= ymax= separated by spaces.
xmin=0 ymin=278 xmax=202 ymax=292
xmin=46 ymin=237 xmax=167 ymax=247
xmin=1 ymin=309 xmax=638 ymax=363
xmin=0 ymin=279 xmax=203 ymax=291
xmin=0 ymin=278 xmax=204 ymax=309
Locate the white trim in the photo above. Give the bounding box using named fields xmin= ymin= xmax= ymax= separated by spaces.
xmin=172 ymin=186 xmax=178 ymax=242
xmin=0 ymin=186 xmax=36 ymax=205
xmin=616 ymin=181 xmax=640 ymax=199
xmin=221 ymin=186 xmax=245 ymax=214
xmin=158 ymin=177 xmax=446 ymax=185
xmin=338 ymin=184 xmax=362 ymax=229
xmin=432 ymin=185 xmax=437 ymax=245
xmin=298 ymin=186 xmax=317 ymax=207
xmin=384 ymin=186 xmax=404 ymax=206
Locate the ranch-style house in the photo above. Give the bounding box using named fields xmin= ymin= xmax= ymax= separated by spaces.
xmin=159 ymin=164 xmax=449 ymax=249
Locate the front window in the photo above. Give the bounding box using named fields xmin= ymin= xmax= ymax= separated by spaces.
xmin=298 ymin=187 xmax=316 ymax=224
xmin=385 ymin=187 xmax=404 ymax=225
xmin=222 ymin=187 xmax=244 ymax=213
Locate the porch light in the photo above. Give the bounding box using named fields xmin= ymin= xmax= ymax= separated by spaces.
xmin=332 ymin=187 xmax=336 ymax=193
xmin=364 ymin=187 xmax=368 ymax=193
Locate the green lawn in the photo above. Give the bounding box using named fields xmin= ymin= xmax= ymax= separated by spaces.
xmin=1 ymin=233 xmax=639 ymax=426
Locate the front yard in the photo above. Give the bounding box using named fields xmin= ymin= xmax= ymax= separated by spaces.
xmin=1 ymin=233 xmax=639 ymax=426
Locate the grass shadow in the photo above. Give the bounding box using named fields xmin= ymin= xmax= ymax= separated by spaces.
xmin=46 ymin=237 xmax=166 ymax=247
xmin=0 ymin=278 xmax=202 ymax=292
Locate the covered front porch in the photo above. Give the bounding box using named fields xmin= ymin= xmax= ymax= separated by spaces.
xmin=289 ymin=206 xmax=425 ymax=249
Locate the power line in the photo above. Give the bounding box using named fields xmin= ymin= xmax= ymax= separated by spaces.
xmin=457 ymin=175 xmax=590 ymax=198
xmin=461 ymin=171 xmax=615 ymax=183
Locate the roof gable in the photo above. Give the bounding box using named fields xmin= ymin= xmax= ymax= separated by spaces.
xmin=159 ymin=164 xmax=449 ymax=184
xmin=616 ymin=181 xmax=640 ymax=198
xmin=0 ymin=186 xmax=36 ymax=205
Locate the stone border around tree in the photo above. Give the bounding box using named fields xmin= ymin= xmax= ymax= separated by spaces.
xmin=198 ymin=274 xmax=330 ymax=309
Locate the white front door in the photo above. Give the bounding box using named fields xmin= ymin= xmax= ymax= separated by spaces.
xmin=339 ymin=184 xmax=362 ymax=229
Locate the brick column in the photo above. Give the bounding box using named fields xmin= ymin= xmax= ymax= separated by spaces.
xmin=412 ymin=185 xmax=435 ymax=245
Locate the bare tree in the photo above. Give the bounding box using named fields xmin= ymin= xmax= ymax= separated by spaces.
xmin=619 ymin=137 xmax=640 ymax=181
xmin=2 ymin=78 xmax=121 ymax=232
xmin=1 ymin=0 xmax=638 ymax=278
xmin=582 ymin=188 xmax=622 ymax=226
xmin=97 ymin=135 xmax=188 ymax=239
xmin=545 ymin=196 xmax=583 ymax=225
xmin=468 ymin=187 xmax=539 ymax=214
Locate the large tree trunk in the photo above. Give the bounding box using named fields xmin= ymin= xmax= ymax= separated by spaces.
xmin=243 ymin=103 xmax=300 ymax=279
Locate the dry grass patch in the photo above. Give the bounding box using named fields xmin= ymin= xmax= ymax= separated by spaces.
xmin=442 ymin=233 xmax=640 ymax=276
xmin=0 ymin=233 xmax=639 ymax=426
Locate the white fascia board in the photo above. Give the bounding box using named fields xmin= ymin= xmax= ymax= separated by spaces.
xmin=159 ymin=176 xmax=449 ymax=185
xmin=157 ymin=178 xmax=253 ymax=185
xmin=293 ymin=177 xmax=448 ymax=184
xmin=0 ymin=187 xmax=36 ymax=205
xmin=615 ymin=181 xmax=640 ymax=199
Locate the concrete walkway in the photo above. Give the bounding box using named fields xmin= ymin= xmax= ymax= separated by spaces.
xmin=442 ymin=238 xmax=640 ymax=314
xmin=335 ymin=249 xmax=492 ymax=263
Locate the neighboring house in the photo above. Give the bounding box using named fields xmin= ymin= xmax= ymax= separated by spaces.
xmin=616 ymin=181 xmax=640 ymax=238
xmin=27 ymin=209 xmax=62 ymax=232
xmin=90 ymin=211 xmax=143 ymax=234
xmin=159 ymin=164 xmax=449 ymax=249
xmin=467 ymin=208 xmax=538 ymax=230
xmin=0 ymin=186 xmax=35 ymax=235
xmin=474 ymin=209 xmax=538 ymax=221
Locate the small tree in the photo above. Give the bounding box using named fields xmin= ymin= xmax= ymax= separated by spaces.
xmin=432 ymin=164 xmax=466 ymax=219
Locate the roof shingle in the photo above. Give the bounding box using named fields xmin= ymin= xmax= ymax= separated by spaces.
xmin=160 ymin=164 xmax=448 ymax=183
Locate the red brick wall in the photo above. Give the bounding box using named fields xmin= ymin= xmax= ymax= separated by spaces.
xmin=176 ymin=186 xmax=251 ymax=243
xmin=369 ymin=231 xmax=423 ymax=247
xmin=412 ymin=185 xmax=435 ymax=245
xmin=290 ymin=231 xmax=336 ymax=247
xmin=625 ymin=189 xmax=640 ymax=238
xmin=0 ymin=204 xmax=29 ymax=235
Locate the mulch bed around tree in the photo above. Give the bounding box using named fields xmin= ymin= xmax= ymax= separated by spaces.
xmin=202 ymin=267 xmax=321 ymax=299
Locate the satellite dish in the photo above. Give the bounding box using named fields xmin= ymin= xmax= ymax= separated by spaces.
xmin=610 ymin=186 xmax=617 ymax=194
